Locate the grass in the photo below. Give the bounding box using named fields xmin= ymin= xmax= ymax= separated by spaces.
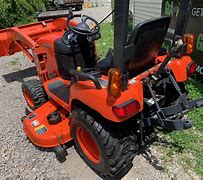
xmin=96 ymin=22 xmax=114 ymax=58
xmin=164 ymin=80 xmax=203 ymax=176
xmin=187 ymin=80 xmax=203 ymax=131
xmin=97 ymin=22 xmax=203 ymax=177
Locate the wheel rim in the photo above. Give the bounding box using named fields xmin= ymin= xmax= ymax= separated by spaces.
xmin=76 ymin=127 xmax=101 ymax=164
xmin=23 ymin=89 xmax=34 ymax=109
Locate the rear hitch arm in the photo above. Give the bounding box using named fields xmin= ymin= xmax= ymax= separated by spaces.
xmin=161 ymin=98 xmax=203 ymax=117
xmin=152 ymin=39 xmax=184 ymax=81
xmin=145 ymin=117 xmax=193 ymax=131
xmin=142 ymin=77 xmax=203 ymax=131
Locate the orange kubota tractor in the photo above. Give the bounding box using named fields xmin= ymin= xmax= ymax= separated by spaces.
xmin=0 ymin=0 xmax=203 ymax=179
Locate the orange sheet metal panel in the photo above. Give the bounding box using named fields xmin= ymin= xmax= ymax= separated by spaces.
xmin=23 ymin=100 xmax=72 ymax=147
xmin=0 ymin=18 xmax=67 ymax=57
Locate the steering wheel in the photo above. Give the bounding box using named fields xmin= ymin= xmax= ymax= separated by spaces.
xmin=67 ymin=14 xmax=100 ymax=36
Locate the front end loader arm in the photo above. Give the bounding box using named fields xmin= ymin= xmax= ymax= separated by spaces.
xmin=0 ymin=18 xmax=68 ymax=61
xmin=8 ymin=27 xmax=38 ymax=62
xmin=0 ymin=26 xmax=38 ymax=62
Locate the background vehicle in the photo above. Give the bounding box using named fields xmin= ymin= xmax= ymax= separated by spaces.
xmin=0 ymin=0 xmax=203 ymax=179
xmin=46 ymin=0 xmax=84 ymax=10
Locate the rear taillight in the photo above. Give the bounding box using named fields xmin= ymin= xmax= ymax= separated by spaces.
xmin=112 ymin=99 xmax=140 ymax=118
xmin=187 ymin=62 xmax=197 ymax=76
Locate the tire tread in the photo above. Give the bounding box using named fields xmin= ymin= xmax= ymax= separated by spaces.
xmin=71 ymin=109 xmax=139 ymax=179
xmin=22 ymin=79 xmax=48 ymax=110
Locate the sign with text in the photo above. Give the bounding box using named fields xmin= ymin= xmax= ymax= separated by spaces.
xmin=162 ymin=0 xmax=203 ymax=66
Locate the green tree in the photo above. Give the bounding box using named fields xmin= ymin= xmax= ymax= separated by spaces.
xmin=0 ymin=1 xmax=13 ymax=28
xmin=0 ymin=0 xmax=46 ymax=29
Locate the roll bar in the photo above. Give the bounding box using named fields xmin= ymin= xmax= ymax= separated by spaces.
xmin=113 ymin=0 xmax=130 ymax=73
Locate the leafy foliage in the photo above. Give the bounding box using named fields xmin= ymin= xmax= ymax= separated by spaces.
xmin=0 ymin=0 xmax=46 ymax=29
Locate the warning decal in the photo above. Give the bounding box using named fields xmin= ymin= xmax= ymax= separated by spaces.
xmin=35 ymin=125 xmax=47 ymax=135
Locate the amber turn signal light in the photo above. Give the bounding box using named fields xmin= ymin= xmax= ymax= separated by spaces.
xmin=183 ymin=34 xmax=195 ymax=54
xmin=107 ymin=68 xmax=122 ymax=99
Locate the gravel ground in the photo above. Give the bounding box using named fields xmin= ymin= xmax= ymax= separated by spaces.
xmin=0 ymin=6 xmax=200 ymax=180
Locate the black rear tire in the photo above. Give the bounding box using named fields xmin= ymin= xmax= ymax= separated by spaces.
xmin=22 ymin=79 xmax=48 ymax=110
xmin=71 ymin=109 xmax=138 ymax=179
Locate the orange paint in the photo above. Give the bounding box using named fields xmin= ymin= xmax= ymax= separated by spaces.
xmin=23 ymin=100 xmax=72 ymax=148
xmin=0 ymin=18 xmax=193 ymax=148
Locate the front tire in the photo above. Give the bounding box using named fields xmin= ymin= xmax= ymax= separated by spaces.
xmin=22 ymin=79 xmax=48 ymax=110
xmin=71 ymin=109 xmax=138 ymax=179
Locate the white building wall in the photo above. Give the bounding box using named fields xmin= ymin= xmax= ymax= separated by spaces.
xmin=131 ymin=0 xmax=162 ymax=25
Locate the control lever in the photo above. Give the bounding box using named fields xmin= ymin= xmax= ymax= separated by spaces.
xmin=152 ymin=39 xmax=184 ymax=81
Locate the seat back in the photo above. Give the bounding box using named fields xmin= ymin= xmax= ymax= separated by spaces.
xmin=126 ymin=16 xmax=171 ymax=76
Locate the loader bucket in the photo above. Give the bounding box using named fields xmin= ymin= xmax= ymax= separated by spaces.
xmin=0 ymin=18 xmax=69 ymax=59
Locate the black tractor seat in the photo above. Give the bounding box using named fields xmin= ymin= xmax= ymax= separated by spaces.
xmin=96 ymin=16 xmax=171 ymax=77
